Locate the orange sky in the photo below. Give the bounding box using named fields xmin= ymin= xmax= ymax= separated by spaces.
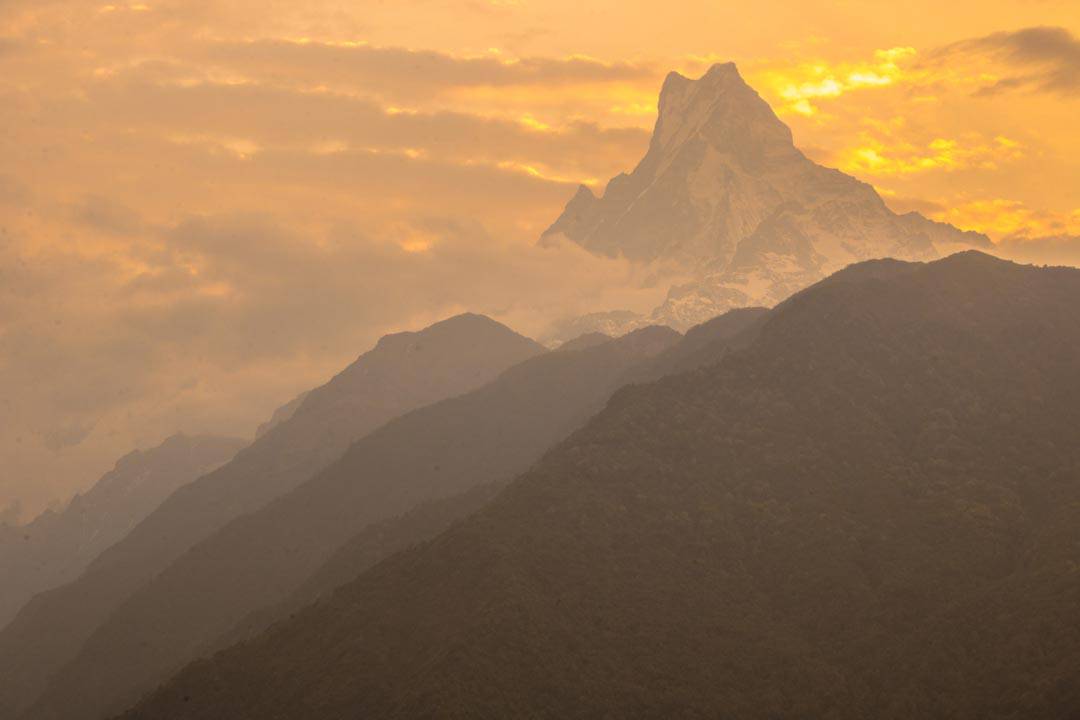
xmin=2 ymin=0 xmax=1079 ymax=515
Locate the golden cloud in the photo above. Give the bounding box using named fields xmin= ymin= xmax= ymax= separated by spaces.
xmin=931 ymin=198 xmax=1080 ymax=238
xmin=754 ymin=47 xmax=918 ymax=116
xmin=4 ymin=0 xmax=1080 ymax=516
xmin=838 ymin=133 xmax=1024 ymax=176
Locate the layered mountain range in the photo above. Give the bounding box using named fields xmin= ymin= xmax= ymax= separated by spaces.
xmin=19 ymin=325 xmax=681 ymax=720
xmin=0 ymin=434 xmax=245 ymax=629
xmin=0 ymin=299 xmax=774 ymax=720
xmin=121 ymin=252 xmax=1080 ymax=719
xmin=2 ymin=60 xmax=1066 ymax=720
xmin=542 ymin=62 xmax=989 ymax=334
xmin=0 ymin=314 xmax=543 ymax=718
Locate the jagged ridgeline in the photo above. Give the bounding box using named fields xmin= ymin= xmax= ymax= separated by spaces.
xmin=542 ymin=63 xmax=988 ymax=338
xmin=121 ymin=252 xmax=1080 ymax=719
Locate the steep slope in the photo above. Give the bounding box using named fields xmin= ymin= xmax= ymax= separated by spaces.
xmin=24 ymin=327 xmax=679 ymax=720
xmin=635 ymin=305 xmax=768 ymax=379
xmin=215 ymin=310 xmax=765 ymax=658
xmin=254 ymin=391 xmax=309 ymax=439
xmin=216 ymin=481 xmax=510 ymax=652
xmin=124 ymin=252 xmax=1080 ymax=719
xmin=554 ymin=331 xmax=611 ymax=353
xmin=0 ymin=434 xmax=245 ymax=629
xmin=0 ymin=313 xmax=543 ymax=719
xmin=542 ymin=63 xmax=989 ymax=331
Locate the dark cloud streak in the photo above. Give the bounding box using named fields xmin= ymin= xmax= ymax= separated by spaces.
xmin=936 ymin=26 xmax=1080 ymax=96
xmin=198 ymin=39 xmax=654 ymax=98
xmin=76 ymin=72 xmax=649 ymax=177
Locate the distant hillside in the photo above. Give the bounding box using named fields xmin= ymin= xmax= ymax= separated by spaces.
xmin=0 ymin=434 xmax=245 ymax=629
xmin=124 ymin=252 xmax=1080 ymax=719
xmin=220 ymin=308 xmax=770 ymax=656
xmin=21 ymin=326 xmax=679 ymax=720
xmin=253 ymin=391 xmax=309 ymax=439
xmin=0 ymin=313 xmax=543 ymax=719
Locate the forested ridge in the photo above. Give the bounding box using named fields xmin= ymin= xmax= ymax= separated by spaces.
xmin=122 ymin=252 xmax=1080 ymax=719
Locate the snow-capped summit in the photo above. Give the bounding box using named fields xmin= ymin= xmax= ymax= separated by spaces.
xmin=541 ymin=62 xmax=989 ymax=334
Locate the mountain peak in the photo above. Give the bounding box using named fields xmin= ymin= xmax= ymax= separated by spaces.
xmin=703 ymin=60 xmax=740 ymax=78
xmin=934 ymin=248 xmax=1009 ymax=267
xmin=293 ymin=313 xmax=543 ymax=423
xmin=540 ymin=63 xmax=989 ymax=329
xmin=372 ymin=313 xmax=537 ymax=354
xmin=659 ymin=69 xmax=691 ymax=94
xmin=660 ymin=62 xmax=742 ymax=95
xmin=433 ymin=312 xmax=506 ymax=331
xmin=653 ymin=61 xmax=793 ymax=158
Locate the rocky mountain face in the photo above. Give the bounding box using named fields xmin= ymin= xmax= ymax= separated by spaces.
xmin=19 ymin=325 xmax=680 ymax=720
xmin=121 ymin=252 xmax=1080 ymax=719
xmin=0 ymin=313 xmax=543 ymax=719
xmin=0 ymin=434 xmax=245 ymax=630
xmin=541 ymin=63 xmax=989 ymax=333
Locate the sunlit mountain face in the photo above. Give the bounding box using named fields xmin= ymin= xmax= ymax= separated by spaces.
xmin=2 ymin=1 xmax=1079 ymax=517
xmin=541 ymin=62 xmax=988 ymax=337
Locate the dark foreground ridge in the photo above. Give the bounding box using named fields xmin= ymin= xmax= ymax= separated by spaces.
xmin=122 ymin=251 xmax=1080 ymax=719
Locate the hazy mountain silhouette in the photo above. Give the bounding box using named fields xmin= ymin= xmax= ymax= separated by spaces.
xmin=0 ymin=313 xmax=543 ymax=719
xmin=542 ymin=63 xmax=989 ymax=333
xmin=19 ymin=325 xmax=677 ymax=720
xmin=544 ymin=310 xmax=651 ymax=346
xmin=208 ymin=312 xmax=769 ymax=658
xmin=554 ymin=331 xmax=612 ymax=352
xmin=0 ymin=434 xmax=245 ymax=630
xmin=123 ymin=252 xmax=1080 ymax=719
xmin=634 ymin=305 xmax=769 ymax=380
xmin=253 ymin=391 xmax=309 ymax=439
xmin=216 ymin=480 xmax=510 ymax=654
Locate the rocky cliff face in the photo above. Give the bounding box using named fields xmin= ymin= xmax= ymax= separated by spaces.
xmin=542 ymin=62 xmax=989 ymax=332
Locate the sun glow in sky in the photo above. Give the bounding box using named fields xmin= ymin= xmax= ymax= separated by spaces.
xmin=2 ymin=0 xmax=1079 ymax=515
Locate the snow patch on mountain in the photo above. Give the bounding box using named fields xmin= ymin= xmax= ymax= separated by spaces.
xmin=541 ymin=62 xmax=990 ymax=334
